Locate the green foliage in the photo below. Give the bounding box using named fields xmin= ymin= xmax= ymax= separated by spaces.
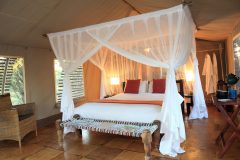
xmin=10 ymin=58 xmax=24 ymax=105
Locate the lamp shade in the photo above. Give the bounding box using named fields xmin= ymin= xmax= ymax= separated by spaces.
xmin=110 ymin=77 xmax=120 ymax=85
xmin=186 ymin=71 xmax=193 ymax=82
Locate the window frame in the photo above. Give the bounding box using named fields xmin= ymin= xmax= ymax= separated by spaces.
xmin=233 ymin=33 xmax=240 ymax=71
xmin=0 ymin=55 xmax=26 ymax=104
xmin=53 ymin=59 xmax=86 ymax=107
xmin=233 ymin=33 xmax=240 ymax=89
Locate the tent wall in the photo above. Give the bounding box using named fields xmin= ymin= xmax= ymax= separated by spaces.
xmin=196 ymin=40 xmax=226 ymax=94
xmin=83 ymin=61 xmax=101 ymax=101
xmin=0 ymin=43 xmax=101 ymax=121
xmin=0 ymin=43 xmax=58 ymax=120
xmin=227 ymin=36 xmax=234 ymax=74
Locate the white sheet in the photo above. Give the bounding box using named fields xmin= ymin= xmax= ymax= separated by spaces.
xmin=74 ymin=93 xmax=163 ymax=123
xmin=74 ymin=102 xmax=161 ymax=123
xmin=107 ymin=93 xmax=165 ymax=101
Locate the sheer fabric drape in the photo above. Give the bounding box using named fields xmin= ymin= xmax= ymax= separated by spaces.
xmin=91 ymin=48 xmax=196 ymax=96
xmin=48 ymin=5 xmax=206 ymax=157
xmin=189 ymin=39 xmax=208 ymax=119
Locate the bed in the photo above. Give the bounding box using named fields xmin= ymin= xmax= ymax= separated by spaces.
xmin=74 ymin=93 xmax=163 ymax=123
xmin=73 ymin=80 xmax=184 ymax=123
xmin=56 ymin=80 xmax=183 ymax=159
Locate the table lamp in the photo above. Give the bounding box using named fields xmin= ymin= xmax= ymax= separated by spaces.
xmin=110 ymin=77 xmax=120 ymax=95
xmin=110 ymin=77 xmax=120 ymax=85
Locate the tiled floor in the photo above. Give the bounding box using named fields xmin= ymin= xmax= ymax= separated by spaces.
xmin=0 ymin=105 xmax=239 ymax=160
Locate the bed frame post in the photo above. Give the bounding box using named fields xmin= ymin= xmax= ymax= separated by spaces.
xmin=153 ymin=120 xmax=161 ymax=151
xmin=73 ymin=114 xmax=82 ymax=137
xmin=141 ymin=129 xmax=152 ymax=160
xmin=55 ymin=119 xmax=63 ymax=149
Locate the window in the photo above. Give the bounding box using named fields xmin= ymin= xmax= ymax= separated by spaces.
xmin=233 ymin=34 xmax=240 ymax=89
xmin=54 ymin=60 xmax=85 ymax=103
xmin=0 ymin=56 xmax=25 ymax=105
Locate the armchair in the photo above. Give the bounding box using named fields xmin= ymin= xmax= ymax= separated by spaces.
xmin=0 ymin=93 xmax=37 ymax=150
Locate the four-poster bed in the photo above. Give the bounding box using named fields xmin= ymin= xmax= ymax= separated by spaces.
xmin=48 ymin=4 xmax=208 ymax=158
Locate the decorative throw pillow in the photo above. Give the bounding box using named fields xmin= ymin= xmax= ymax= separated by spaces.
xmin=152 ymin=79 xmax=166 ymax=93
xmin=124 ymin=79 xmax=141 ymax=94
xmin=139 ymin=81 xmax=148 ymax=93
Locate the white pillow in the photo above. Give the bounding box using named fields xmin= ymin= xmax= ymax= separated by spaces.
xmin=138 ymin=80 xmax=148 ymax=93
xmin=148 ymin=81 xmax=153 ymax=93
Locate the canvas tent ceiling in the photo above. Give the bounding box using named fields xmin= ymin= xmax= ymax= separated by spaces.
xmin=0 ymin=0 xmax=240 ymax=49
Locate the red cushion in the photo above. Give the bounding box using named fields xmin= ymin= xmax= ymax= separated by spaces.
xmin=152 ymin=79 xmax=166 ymax=93
xmin=124 ymin=79 xmax=141 ymax=94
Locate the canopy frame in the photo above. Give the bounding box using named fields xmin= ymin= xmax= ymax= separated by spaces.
xmin=48 ymin=4 xmax=208 ymax=157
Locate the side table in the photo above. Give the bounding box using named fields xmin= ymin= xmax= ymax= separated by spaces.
xmin=212 ymin=96 xmax=240 ymax=158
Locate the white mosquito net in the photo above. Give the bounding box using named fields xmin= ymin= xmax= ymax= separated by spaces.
xmin=90 ymin=47 xmax=195 ymax=97
xmin=48 ymin=4 xmax=208 ymax=157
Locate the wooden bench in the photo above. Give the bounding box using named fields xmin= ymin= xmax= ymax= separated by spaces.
xmin=56 ymin=115 xmax=161 ymax=160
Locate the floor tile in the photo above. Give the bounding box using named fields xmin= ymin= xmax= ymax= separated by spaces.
xmin=0 ymin=106 xmax=239 ymax=160
xmin=113 ymin=150 xmax=145 ymax=160
xmin=24 ymin=147 xmax=62 ymax=160
xmin=126 ymin=140 xmax=144 ymax=153
xmin=86 ymin=146 xmax=123 ymax=160
xmin=67 ymin=143 xmax=98 ymax=156
xmin=104 ymin=137 xmax=133 ymax=149
xmin=51 ymin=152 xmax=82 ymax=160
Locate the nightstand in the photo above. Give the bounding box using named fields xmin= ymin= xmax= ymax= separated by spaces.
xmin=184 ymin=94 xmax=193 ymax=116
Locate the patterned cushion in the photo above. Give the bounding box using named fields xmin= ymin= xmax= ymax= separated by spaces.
xmin=62 ymin=117 xmax=158 ymax=137
xmin=0 ymin=93 xmax=12 ymax=111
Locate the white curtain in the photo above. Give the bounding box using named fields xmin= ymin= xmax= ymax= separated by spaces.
xmin=91 ymin=48 xmax=170 ymax=96
xmin=89 ymin=48 xmax=108 ymax=99
xmin=189 ymin=38 xmax=208 ymax=119
xmin=48 ymin=5 xmax=204 ymax=157
xmin=49 ymin=25 xmax=119 ymax=127
xmin=202 ymin=54 xmax=214 ymax=94
xmin=213 ymin=53 xmax=218 ymax=92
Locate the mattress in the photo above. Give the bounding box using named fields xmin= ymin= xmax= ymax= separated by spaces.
xmin=74 ymin=93 xmax=163 ymax=123
xmin=74 ymin=102 xmax=161 ymax=123
xmin=107 ymin=93 xmax=164 ymax=101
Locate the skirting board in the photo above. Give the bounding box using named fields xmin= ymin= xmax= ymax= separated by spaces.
xmin=37 ymin=113 xmax=62 ymax=128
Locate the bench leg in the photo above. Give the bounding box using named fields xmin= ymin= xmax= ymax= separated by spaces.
xmin=73 ymin=114 xmax=82 ymax=138
xmin=18 ymin=138 xmax=22 ymax=153
xmin=153 ymin=120 xmax=160 ymax=151
xmin=141 ymin=129 xmax=152 ymax=160
xmin=56 ymin=119 xmax=63 ymax=149
xmin=75 ymin=129 xmax=82 ymax=138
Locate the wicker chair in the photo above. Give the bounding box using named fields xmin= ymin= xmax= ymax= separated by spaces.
xmin=0 ymin=93 xmax=37 ymax=150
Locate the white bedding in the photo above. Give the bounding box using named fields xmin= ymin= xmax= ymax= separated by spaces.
xmin=74 ymin=93 xmax=163 ymax=123
xmin=74 ymin=102 xmax=161 ymax=123
xmin=107 ymin=93 xmax=165 ymax=101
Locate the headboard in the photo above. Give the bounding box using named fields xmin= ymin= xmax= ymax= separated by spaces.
xmin=122 ymin=80 xmax=185 ymax=115
xmin=122 ymin=80 xmax=184 ymax=96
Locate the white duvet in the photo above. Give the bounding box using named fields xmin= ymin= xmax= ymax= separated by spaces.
xmin=107 ymin=93 xmax=164 ymax=101
xmin=74 ymin=93 xmax=163 ymax=123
